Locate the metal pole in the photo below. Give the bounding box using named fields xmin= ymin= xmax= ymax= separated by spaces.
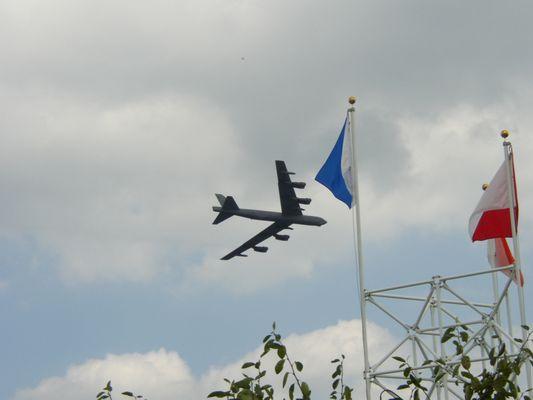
xmin=430 ymin=302 xmax=443 ymax=400
xmin=347 ymin=97 xmax=372 ymax=400
xmin=485 ymin=181 xmax=516 ymax=352
xmin=491 ymin=273 xmax=501 ymax=326
xmin=502 ymin=136 xmax=532 ymax=389
xmin=436 ymin=277 xmax=450 ymax=400
xmin=504 ymin=290 xmax=516 ymax=350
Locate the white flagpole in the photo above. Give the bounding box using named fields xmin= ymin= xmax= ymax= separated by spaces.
xmin=347 ymin=96 xmax=372 ymax=400
xmin=501 ymin=130 xmax=532 ymax=390
xmin=484 ymin=182 xmax=503 ymax=332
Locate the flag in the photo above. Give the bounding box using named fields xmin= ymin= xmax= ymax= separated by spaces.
xmin=315 ymin=117 xmax=354 ymax=208
xmin=468 ymin=156 xmax=518 ymax=242
xmin=487 ymin=237 xmax=524 ymax=286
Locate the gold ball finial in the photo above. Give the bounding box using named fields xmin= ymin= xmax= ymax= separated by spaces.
xmin=348 ymin=96 xmax=357 ymax=105
xmin=482 ymin=183 xmax=489 ymax=191
xmin=501 ymin=129 xmax=509 ymax=139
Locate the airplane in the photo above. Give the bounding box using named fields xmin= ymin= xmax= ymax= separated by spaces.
xmin=212 ymin=160 xmax=327 ymax=260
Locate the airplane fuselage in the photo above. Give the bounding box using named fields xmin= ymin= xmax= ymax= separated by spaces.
xmin=212 ymin=206 xmax=327 ymax=227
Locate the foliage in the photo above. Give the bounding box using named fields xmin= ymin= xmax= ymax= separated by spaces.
xmin=391 ymin=325 xmax=533 ymax=400
xmin=208 ymin=322 xmax=354 ymax=400
xmin=96 ymin=380 xmax=147 ymax=400
xmin=97 ymin=323 xmax=532 ymax=400
xmin=330 ymin=354 xmax=354 ymax=400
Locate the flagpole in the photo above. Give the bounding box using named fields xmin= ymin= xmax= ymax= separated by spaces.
xmin=501 ymin=130 xmax=532 ymax=390
xmin=484 ymin=184 xmax=504 ymax=333
xmin=347 ymin=96 xmax=372 ymax=400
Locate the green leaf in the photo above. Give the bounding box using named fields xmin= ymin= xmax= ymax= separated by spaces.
xmin=441 ymin=327 xmax=455 ymax=343
xmin=235 ymin=377 xmax=253 ymax=389
xmin=208 ymin=391 xmax=230 ymax=398
xmin=343 ymin=386 xmax=352 ymax=400
xmin=331 ymin=359 xmax=340 ymax=363
xmin=460 ymin=331 xmax=469 ymax=343
xmin=521 ymin=324 xmax=530 ymax=331
xmin=489 ymin=348 xmax=496 ymax=366
xmin=277 ymin=345 xmax=286 ymax=359
xmin=396 ymin=384 xmax=409 ymax=390
xmin=392 ymin=356 xmax=406 ymax=363
xmin=122 ymin=392 xmax=134 ymax=397
xmin=282 ymin=372 xmax=289 ymax=388
xmin=96 ymin=391 xmax=105 ymax=398
xmin=262 ymin=334 xmax=271 ymax=343
xmin=465 ymin=386 xmax=473 ymax=400
xmin=242 ymin=362 xmax=255 ymax=369
xmin=333 ymin=379 xmax=340 ymax=389
xmin=105 ymin=381 xmax=112 ymax=391
xmin=275 ymin=359 xmax=285 ymax=374
xmin=497 ymin=343 xmax=506 ymax=357
xmin=461 ymin=371 xmax=474 ymax=380
xmin=461 ymin=356 xmax=471 ymax=370
xmin=237 ymin=389 xmax=254 ymax=400
xmin=288 ymin=383 xmax=295 ymax=400
xmin=272 ymin=321 xmax=276 ymax=331
xmin=295 ymin=361 xmax=303 ymax=372
xmin=301 ymin=381 xmax=311 ymax=399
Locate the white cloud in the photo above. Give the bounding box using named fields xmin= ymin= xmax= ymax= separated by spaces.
xmin=12 ymin=349 xmax=196 ymax=400
xmin=3 ymin=88 xmax=533 ymax=291
xmin=360 ymin=103 xmax=519 ymax=239
xmin=1 ymin=0 xmax=533 ymax=291
xmin=12 ymin=320 xmax=395 ymax=400
xmin=0 ymin=91 xmax=242 ymax=283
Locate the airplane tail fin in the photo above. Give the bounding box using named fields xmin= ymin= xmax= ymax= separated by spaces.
xmin=212 ymin=194 xmax=239 ymax=224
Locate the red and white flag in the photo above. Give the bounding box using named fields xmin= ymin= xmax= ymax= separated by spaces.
xmin=468 ymin=157 xmax=518 ymax=242
xmin=487 ymin=237 xmax=524 ymax=286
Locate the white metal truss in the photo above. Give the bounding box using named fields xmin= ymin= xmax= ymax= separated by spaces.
xmin=346 ymin=99 xmax=530 ymax=399
xmin=363 ymin=265 xmax=529 ymax=399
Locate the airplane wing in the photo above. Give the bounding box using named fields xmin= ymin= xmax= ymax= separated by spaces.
xmin=275 ymin=160 xmax=303 ymax=216
xmin=221 ymin=221 xmax=290 ymax=260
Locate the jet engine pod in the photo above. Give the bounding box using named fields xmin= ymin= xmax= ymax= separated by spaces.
xmin=291 ymin=182 xmax=306 ymax=189
xmin=253 ymin=246 xmax=268 ymax=253
xmin=296 ymin=197 xmax=312 ymax=205
xmin=274 ymin=234 xmax=290 ymax=241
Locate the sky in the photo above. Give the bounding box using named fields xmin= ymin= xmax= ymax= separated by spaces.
xmin=1 ymin=0 xmax=533 ymax=398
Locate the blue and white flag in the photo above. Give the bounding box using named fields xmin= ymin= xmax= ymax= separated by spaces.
xmin=315 ymin=117 xmax=354 ymax=208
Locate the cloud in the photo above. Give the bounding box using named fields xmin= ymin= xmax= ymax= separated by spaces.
xmin=1 ymin=0 xmax=533 ymax=290
xmin=12 ymin=349 xmax=196 ymax=400
xmin=0 ymin=91 xmax=242 ymax=283
xmin=12 ymin=319 xmax=395 ymax=400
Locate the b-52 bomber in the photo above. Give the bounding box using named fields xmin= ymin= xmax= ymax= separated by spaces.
xmin=212 ymin=160 xmax=327 ymax=260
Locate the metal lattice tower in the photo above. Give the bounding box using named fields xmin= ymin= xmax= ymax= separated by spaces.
xmin=345 ymin=98 xmax=531 ymax=399
xmin=365 ymin=266 xmax=527 ymax=399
